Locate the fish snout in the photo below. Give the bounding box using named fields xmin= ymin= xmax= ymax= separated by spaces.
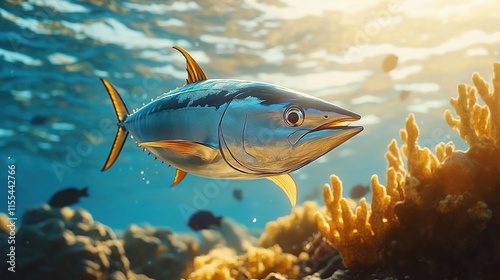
xmin=299 ymin=104 xmax=363 ymax=148
xmin=313 ymin=106 xmax=361 ymax=132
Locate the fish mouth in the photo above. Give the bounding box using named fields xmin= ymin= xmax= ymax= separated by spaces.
xmin=309 ymin=119 xmax=363 ymax=143
xmin=290 ymin=114 xmax=363 ymax=147
xmin=312 ymin=119 xmax=359 ymax=132
xmin=310 ymin=108 xmax=362 ymax=131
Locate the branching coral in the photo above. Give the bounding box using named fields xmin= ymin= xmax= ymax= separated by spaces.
xmin=445 ymin=66 xmax=500 ymax=150
xmin=316 ymin=62 xmax=500 ymax=278
xmin=315 ymin=172 xmax=402 ymax=271
xmin=315 ymin=141 xmax=405 ymax=271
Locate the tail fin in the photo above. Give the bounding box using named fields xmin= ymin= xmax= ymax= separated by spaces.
xmin=100 ymin=78 xmax=130 ymax=171
xmin=215 ymin=216 xmax=223 ymax=227
xmin=80 ymin=186 xmax=89 ymax=197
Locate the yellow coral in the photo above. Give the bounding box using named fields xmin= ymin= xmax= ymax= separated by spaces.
xmin=188 ymin=248 xmax=238 ymax=280
xmin=316 ymin=62 xmax=500 ymax=276
xmin=259 ymin=201 xmax=322 ymax=256
xmin=242 ymin=245 xmax=298 ymax=278
xmin=186 ymin=245 xmax=299 ymax=280
xmin=315 ymin=173 xmax=402 ymax=270
xmin=445 ymin=64 xmax=500 ymax=149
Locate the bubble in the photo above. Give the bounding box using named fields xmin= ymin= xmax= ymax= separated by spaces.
xmin=252 ymin=218 xmax=257 ymax=223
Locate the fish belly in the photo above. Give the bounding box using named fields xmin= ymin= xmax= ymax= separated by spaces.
xmin=145 ymin=146 xmax=261 ymax=179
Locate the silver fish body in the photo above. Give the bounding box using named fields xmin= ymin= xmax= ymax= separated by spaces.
xmin=124 ymin=79 xmax=361 ymax=179
xmin=101 ymin=46 xmax=363 ymax=206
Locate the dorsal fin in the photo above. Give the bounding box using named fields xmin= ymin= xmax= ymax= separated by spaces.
xmin=173 ymin=46 xmax=208 ymax=84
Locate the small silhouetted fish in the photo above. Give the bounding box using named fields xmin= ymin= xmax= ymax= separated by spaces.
xmin=382 ymin=54 xmax=398 ymax=73
xmin=399 ymin=90 xmax=411 ymax=101
xmin=232 ymin=188 xmax=243 ymax=201
xmin=349 ymin=184 xmax=370 ymax=200
xmin=188 ymin=210 xmax=222 ymax=231
xmin=30 ymin=115 xmax=50 ymax=125
xmin=48 ymin=186 xmax=89 ymax=208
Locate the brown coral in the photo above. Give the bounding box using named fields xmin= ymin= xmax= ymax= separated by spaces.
xmin=0 ymin=205 xmax=150 ymax=280
xmin=123 ymin=224 xmax=199 ymax=280
xmin=316 ymin=62 xmax=500 ymax=278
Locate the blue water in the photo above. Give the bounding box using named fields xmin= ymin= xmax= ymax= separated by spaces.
xmin=2 ymin=0 xmax=499 ymax=233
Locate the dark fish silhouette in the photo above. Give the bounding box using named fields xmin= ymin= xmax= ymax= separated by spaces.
xmin=188 ymin=210 xmax=222 ymax=231
xmin=48 ymin=186 xmax=89 ymax=208
xmin=232 ymin=188 xmax=243 ymax=201
xmin=30 ymin=115 xmax=50 ymax=125
xmin=382 ymin=54 xmax=398 ymax=73
xmin=399 ymin=90 xmax=411 ymax=101
xmin=349 ymin=184 xmax=370 ymax=200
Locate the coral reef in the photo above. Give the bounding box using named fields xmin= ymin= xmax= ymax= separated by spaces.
xmin=0 ymin=205 xmax=150 ymax=280
xmin=259 ymin=201 xmax=322 ymax=255
xmin=315 ymin=173 xmax=401 ymax=272
xmin=186 ymin=245 xmax=299 ymax=280
xmin=187 ymin=203 xmax=325 ymax=280
xmin=0 ymin=205 xmax=205 ymax=280
xmin=299 ymin=233 xmax=345 ymax=279
xmin=316 ymin=62 xmax=500 ymax=278
xmin=123 ymin=224 xmax=199 ymax=279
xmin=199 ymin=217 xmax=258 ymax=254
xmin=6 ymin=63 xmax=500 ymax=280
xmin=2 ymin=205 xmax=307 ymax=280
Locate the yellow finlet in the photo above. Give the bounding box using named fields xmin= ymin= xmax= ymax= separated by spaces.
xmin=171 ymin=169 xmax=187 ymax=187
xmin=139 ymin=140 xmax=218 ymax=162
xmin=173 ymin=46 xmax=208 ymax=84
xmin=267 ymin=174 xmax=297 ymax=207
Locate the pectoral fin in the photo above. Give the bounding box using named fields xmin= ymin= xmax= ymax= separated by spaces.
xmin=171 ymin=169 xmax=187 ymax=187
xmin=139 ymin=140 xmax=218 ymax=162
xmin=267 ymin=174 xmax=297 ymax=207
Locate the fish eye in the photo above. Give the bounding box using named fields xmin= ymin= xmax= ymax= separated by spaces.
xmin=284 ymin=106 xmax=304 ymax=127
